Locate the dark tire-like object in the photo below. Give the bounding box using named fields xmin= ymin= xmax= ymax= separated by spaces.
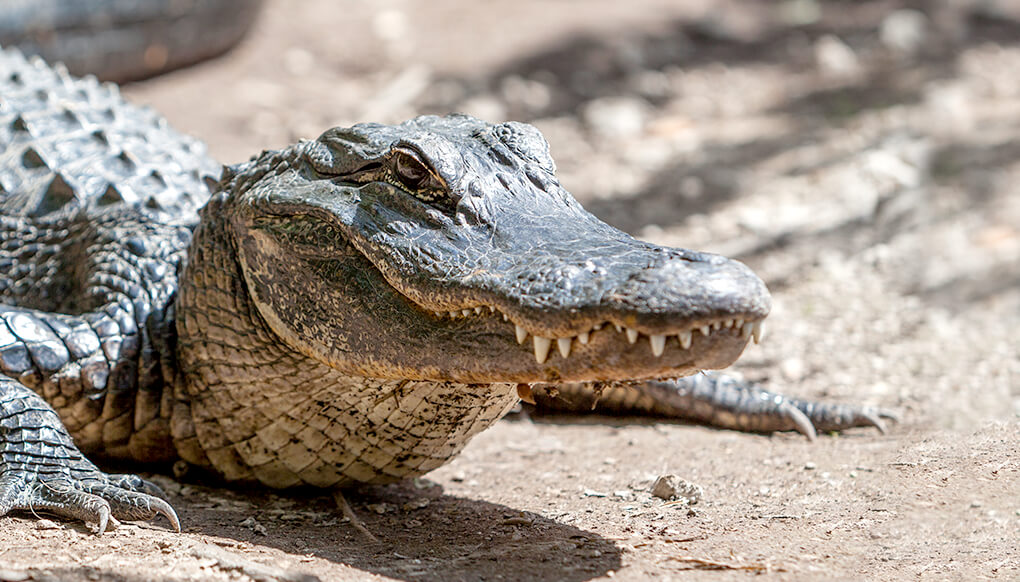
xmin=0 ymin=0 xmax=263 ymax=82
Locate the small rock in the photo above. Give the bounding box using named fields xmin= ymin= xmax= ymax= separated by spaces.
xmin=35 ymin=519 xmax=61 ymax=530
xmin=880 ymin=10 xmax=928 ymax=55
xmin=815 ymin=34 xmax=860 ymax=78
xmin=239 ymin=516 xmax=267 ymax=536
xmin=366 ymin=502 xmax=394 ymax=515
xmin=0 ymin=569 xmax=29 ymax=582
xmin=402 ymin=498 xmax=430 ymax=511
xmin=650 ymin=475 xmax=703 ymax=504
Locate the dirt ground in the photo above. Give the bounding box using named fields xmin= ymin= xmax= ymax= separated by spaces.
xmin=1 ymin=1 xmax=1018 ymax=580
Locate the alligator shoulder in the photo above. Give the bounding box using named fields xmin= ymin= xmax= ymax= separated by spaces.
xmin=0 ymin=47 xmax=893 ymax=533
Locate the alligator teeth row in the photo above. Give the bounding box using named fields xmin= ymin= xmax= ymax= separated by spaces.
xmin=430 ymin=309 xmax=762 ymax=364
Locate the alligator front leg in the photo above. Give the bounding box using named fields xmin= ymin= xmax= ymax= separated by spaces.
xmin=0 ymin=306 xmax=179 ymax=532
xmin=530 ymin=372 xmax=897 ymax=440
xmin=0 ymin=376 xmax=179 ymax=533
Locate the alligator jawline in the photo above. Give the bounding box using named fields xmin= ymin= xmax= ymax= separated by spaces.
xmin=422 ymin=304 xmax=764 ymax=364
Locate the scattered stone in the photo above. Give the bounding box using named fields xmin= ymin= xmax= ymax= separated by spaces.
xmin=402 ymin=498 xmax=430 ymax=511
xmin=650 ymin=475 xmax=703 ymax=504
xmin=34 ymin=519 xmax=61 ymax=530
xmin=239 ymin=516 xmax=267 ymax=536
xmin=366 ymin=502 xmax=395 ymax=515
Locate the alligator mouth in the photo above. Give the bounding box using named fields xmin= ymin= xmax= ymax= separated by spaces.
xmin=424 ymin=305 xmax=764 ymax=364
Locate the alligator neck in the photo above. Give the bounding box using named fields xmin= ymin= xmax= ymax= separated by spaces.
xmin=173 ymin=194 xmax=518 ymax=487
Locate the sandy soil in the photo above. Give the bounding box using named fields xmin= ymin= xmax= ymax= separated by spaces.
xmin=1 ymin=1 xmax=1017 ymax=580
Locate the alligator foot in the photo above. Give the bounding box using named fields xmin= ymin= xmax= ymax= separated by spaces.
xmin=0 ymin=378 xmax=179 ymax=533
xmin=531 ymin=372 xmax=898 ymax=440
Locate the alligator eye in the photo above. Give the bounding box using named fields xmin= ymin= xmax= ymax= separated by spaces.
xmin=392 ymin=148 xmax=433 ymax=191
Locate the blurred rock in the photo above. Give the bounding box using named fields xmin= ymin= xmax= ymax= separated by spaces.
xmin=582 ymin=96 xmax=649 ymax=138
xmin=499 ymin=75 xmax=552 ymax=115
xmin=815 ymin=34 xmax=860 ymax=79
xmin=880 ymin=9 xmax=928 ymax=56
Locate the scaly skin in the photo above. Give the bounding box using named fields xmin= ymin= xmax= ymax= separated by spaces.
xmin=0 ymin=48 xmax=893 ymax=533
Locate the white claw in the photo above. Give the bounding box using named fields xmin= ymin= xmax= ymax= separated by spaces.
xmin=625 ymin=328 xmax=639 ymax=344
xmin=533 ymin=336 xmax=552 ymax=364
xmin=557 ymin=337 xmax=572 ymax=358
xmin=649 ymin=334 xmax=666 ymax=357
xmin=578 ymin=331 xmax=590 ymax=344
xmin=678 ymin=330 xmax=692 ymax=349
xmin=753 ymin=321 xmax=764 ymax=344
xmin=516 ymin=324 xmax=528 ymax=344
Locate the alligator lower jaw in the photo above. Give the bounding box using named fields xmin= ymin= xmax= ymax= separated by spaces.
xmin=428 ymin=306 xmax=764 ymax=364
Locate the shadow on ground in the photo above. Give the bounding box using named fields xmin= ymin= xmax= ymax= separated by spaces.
xmin=176 ymin=480 xmax=622 ymax=582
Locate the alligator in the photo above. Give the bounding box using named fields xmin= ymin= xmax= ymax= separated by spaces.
xmin=0 ymin=47 xmax=894 ymax=534
xmin=0 ymin=0 xmax=263 ymax=82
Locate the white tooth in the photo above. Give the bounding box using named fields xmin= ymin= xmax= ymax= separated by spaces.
xmin=712 ymin=321 xmax=721 ymax=331
xmin=625 ymin=328 xmax=639 ymax=344
xmin=678 ymin=331 xmax=692 ymax=349
xmin=489 ymin=306 xmax=496 ymax=313
xmin=699 ymin=325 xmax=710 ymax=336
xmin=462 ymin=309 xmax=473 ymax=317
xmin=723 ymin=319 xmax=733 ymax=328
xmin=614 ymin=323 xmax=623 ymax=333
xmin=578 ymin=331 xmax=590 ymax=344
xmin=592 ymin=323 xmax=603 ymax=330
xmin=557 ymin=337 xmax=572 ymax=358
xmin=649 ymin=334 xmax=666 ymax=357
xmin=533 ymin=336 xmax=552 ymax=364
xmin=734 ymin=318 xmax=743 ymax=329
xmin=741 ymin=321 xmax=753 ymax=339
xmin=449 ymin=311 xmax=460 ymax=318
xmin=516 ymin=324 xmax=528 ymax=344
xmin=503 ymin=313 xmax=509 ymax=321
xmin=474 ymin=307 xmax=483 ymax=315
xmin=753 ymin=321 xmax=764 ymax=344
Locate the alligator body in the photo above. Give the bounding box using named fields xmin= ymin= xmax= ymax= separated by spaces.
xmin=0 ymin=48 xmax=892 ymax=532
xmin=0 ymin=0 xmax=263 ymax=82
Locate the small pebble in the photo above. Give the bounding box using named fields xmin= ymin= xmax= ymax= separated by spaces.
xmin=650 ymin=475 xmax=703 ymax=504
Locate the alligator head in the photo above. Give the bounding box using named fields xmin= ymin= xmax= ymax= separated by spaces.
xmin=209 ymin=114 xmax=770 ymax=385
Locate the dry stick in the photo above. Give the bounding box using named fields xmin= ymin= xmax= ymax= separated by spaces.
xmin=332 ymin=489 xmax=379 ymax=543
